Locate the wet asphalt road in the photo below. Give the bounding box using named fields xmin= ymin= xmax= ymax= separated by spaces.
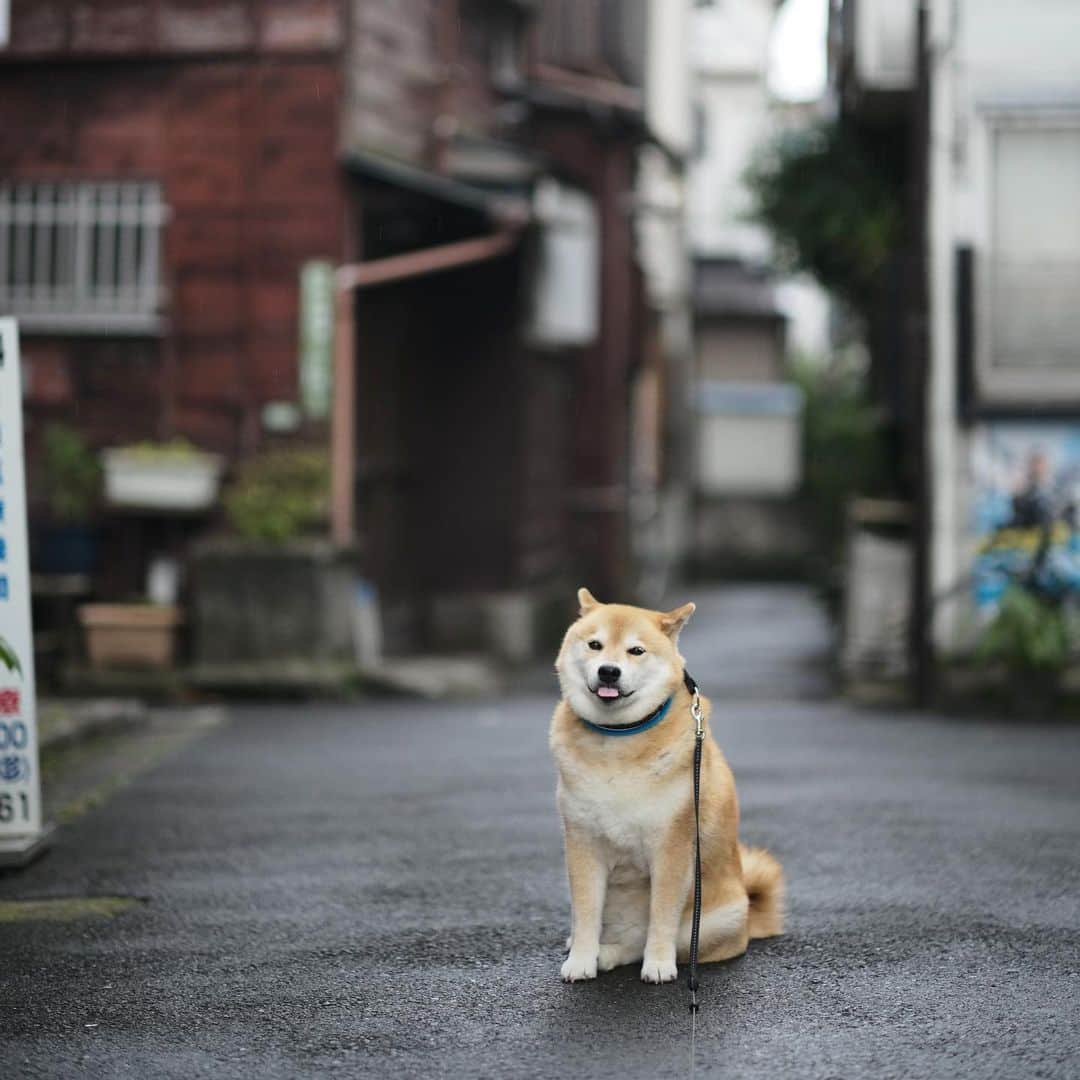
xmin=3 ymin=589 xmax=1079 ymax=1079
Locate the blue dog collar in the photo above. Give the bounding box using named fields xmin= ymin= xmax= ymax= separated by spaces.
xmin=580 ymin=694 xmax=674 ymax=737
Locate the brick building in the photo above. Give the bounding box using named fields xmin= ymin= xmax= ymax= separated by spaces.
xmin=0 ymin=0 xmax=692 ymax=663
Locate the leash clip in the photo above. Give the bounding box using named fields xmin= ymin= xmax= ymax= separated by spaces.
xmin=691 ymin=691 xmax=704 ymax=740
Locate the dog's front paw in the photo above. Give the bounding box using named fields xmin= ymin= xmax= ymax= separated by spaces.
xmin=561 ymin=950 xmax=598 ymax=982
xmin=640 ymin=952 xmax=678 ymax=984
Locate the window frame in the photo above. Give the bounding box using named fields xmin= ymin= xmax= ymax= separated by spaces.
xmin=973 ymin=105 xmax=1080 ymax=409
xmin=0 ymin=179 xmax=167 ymax=336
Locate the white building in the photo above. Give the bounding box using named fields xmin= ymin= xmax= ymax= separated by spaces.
xmin=925 ymin=0 xmax=1080 ymax=649
xmin=689 ymin=0 xmax=776 ymax=261
xmin=627 ymin=0 xmax=697 ymax=601
xmin=839 ymin=0 xmax=1080 ymax=675
xmin=686 ymin=0 xmax=828 ymax=573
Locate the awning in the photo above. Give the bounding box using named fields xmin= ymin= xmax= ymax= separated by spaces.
xmin=342 ymin=149 xmax=532 ymax=227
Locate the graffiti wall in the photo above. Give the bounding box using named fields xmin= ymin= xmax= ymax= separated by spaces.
xmin=971 ymin=423 xmax=1080 ymax=614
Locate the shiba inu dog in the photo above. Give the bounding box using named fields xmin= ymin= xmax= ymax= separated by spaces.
xmin=550 ymin=588 xmax=784 ymax=984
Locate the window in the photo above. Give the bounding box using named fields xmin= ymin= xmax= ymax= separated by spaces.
xmin=0 ymin=181 xmax=166 ymax=334
xmin=990 ymin=124 xmax=1080 ymax=369
xmin=535 ymin=0 xmax=646 ymax=84
xmin=976 ymin=111 xmax=1080 ymax=405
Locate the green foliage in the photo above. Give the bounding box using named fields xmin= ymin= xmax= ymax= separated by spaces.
xmin=745 ymin=120 xmax=904 ymax=318
xmin=40 ymin=424 xmax=101 ymax=523
xmin=975 ymin=586 xmax=1072 ymax=674
xmin=117 ymin=438 xmax=208 ymax=461
xmin=794 ymin=357 xmax=894 ymax=611
xmin=224 ymin=448 xmax=329 ymax=544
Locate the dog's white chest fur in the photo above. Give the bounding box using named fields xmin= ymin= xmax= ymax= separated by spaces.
xmin=557 ymin=755 xmax=689 ymax=868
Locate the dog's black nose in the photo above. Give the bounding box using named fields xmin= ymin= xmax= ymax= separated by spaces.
xmin=598 ymin=664 xmax=621 ymax=684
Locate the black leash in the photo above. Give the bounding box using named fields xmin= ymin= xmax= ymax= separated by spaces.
xmin=683 ymin=669 xmax=704 ymax=1015
xmin=682 ymin=668 xmax=705 ymax=1077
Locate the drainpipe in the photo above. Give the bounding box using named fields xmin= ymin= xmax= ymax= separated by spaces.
xmin=910 ymin=2 xmax=934 ymax=704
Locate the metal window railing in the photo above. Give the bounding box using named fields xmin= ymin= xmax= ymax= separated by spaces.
xmin=534 ymin=0 xmax=646 ymax=86
xmin=0 ymin=180 xmax=167 ymax=334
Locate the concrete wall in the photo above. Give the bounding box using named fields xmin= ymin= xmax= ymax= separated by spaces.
xmin=191 ymin=540 xmax=357 ymax=664
xmin=692 ymin=497 xmax=809 ymax=578
xmin=631 ymin=0 xmax=694 ymax=601
xmin=645 ymin=0 xmax=692 ymax=158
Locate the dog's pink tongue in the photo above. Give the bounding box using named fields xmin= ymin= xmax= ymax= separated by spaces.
xmin=597 ymin=686 xmax=620 ymax=699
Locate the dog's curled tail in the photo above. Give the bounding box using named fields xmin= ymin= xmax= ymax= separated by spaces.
xmin=740 ymin=844 xmax=785 ymax=939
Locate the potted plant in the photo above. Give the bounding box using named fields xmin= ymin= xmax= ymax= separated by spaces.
xmin=78 ymin=601 xmax=183 ymax=671
xmin=102 ymin=438 xmax=224 ymax=512
xmin=190 ymin=449 xmax=360 ymax=667
xmin=222 ymin=447 xmax=329 ymax=543
xmin=32 ymin=424 xmax=102 ymax=575
xmin=975 ymin=584 xmax=1072 ymax=716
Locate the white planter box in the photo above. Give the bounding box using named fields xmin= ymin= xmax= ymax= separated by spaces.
xmin=103 ymin=450 xmax=224 ymax=512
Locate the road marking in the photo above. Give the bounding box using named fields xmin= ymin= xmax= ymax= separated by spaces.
xmin=0 ymin=895 xmax=144 ymax=922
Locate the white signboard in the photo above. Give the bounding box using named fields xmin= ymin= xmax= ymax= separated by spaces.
xmin=0 ymin=319 xmax=45 ymax=862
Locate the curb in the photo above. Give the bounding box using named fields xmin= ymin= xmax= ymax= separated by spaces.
xmin=38 ymin=699 xmax=149 ymax=754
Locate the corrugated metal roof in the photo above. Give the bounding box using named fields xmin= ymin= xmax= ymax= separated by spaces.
xmin=694 ymin=259 xmax=784 ymax=319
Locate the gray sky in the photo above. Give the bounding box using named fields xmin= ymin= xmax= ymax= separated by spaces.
xmin=768 ymin=0 xmax=828 ymax=102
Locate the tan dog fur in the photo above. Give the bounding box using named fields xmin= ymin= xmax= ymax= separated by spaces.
xmin=550 ymin=588 xmax=784 ymax=983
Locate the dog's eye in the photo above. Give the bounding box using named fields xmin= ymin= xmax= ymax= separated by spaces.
xmin=587 ymin=639 xmax=603 ymax=651
xmin=627 ymin=646 xmax=646 ymax=656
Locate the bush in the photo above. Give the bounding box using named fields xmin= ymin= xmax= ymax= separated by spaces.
xmin=745 ymin=120 xmax=904 ymax=320
xmin=224 ymin=449 xmax=330 ymax=544
xmin=794 ymin=357 xmax=894 ymax=612
xmin=976 ymin=585 xmax=1072 ymax=675
xmin=40 ymin=424 xmax=101 ymax=523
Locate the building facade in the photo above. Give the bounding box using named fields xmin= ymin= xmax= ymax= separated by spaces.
xmin=836 ymin=0 xmax=1080 ymax=691
xmin=925 ymin=0 xmax=1080 ymax=652
xmin=686 ymin=0 xmax=820 ymax=576
xmin=0 ymin=0 xmax=694 ymax=666
xmin=0 ymin=1 xmax=346 ymax=455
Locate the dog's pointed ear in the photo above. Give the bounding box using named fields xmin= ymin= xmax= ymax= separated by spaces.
xmin=659 ymin=602 xmax=695 ymax=639
xmin=577 ymin=587 xmax=600 ymax=615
